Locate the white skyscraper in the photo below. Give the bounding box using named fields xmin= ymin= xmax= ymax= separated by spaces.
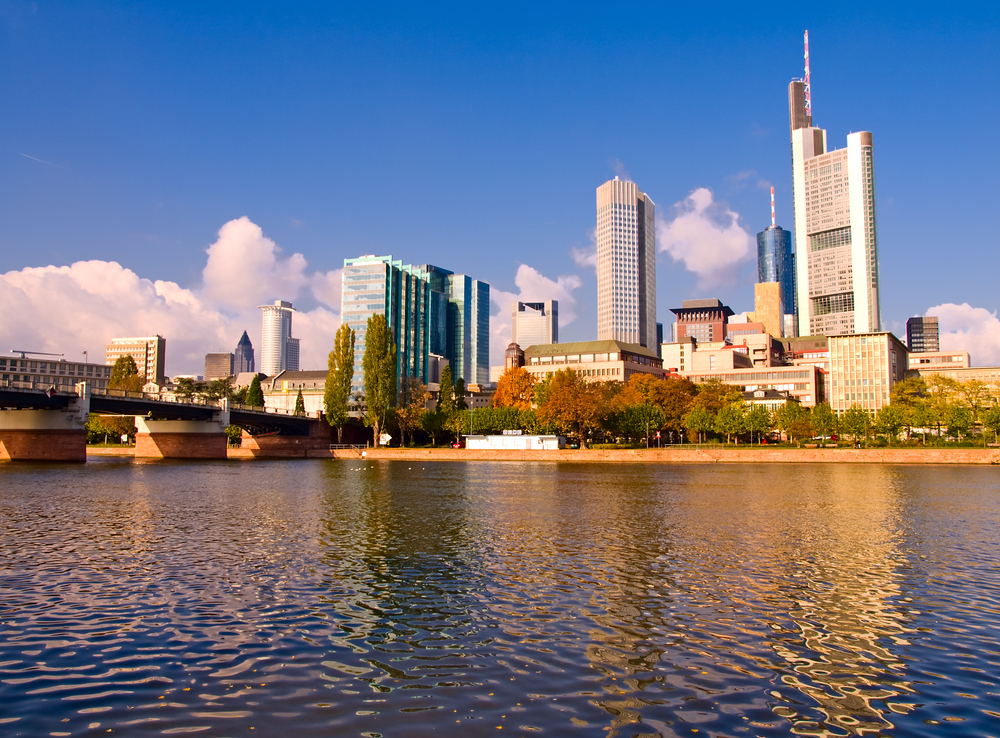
xmin=789 ymin=31 xmax=881 ymax=336
xmin=596 ymin=177 xmax=657 ymax=349
xmin=511 ymin=300 xmax=558 ymax=348
xmin=258 ymin=300 xmax=297 ymax=375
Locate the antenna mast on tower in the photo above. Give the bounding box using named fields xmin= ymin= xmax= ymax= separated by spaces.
xmin=770 ymin=187 xmax=776 ymax=228
xmin=803 ymin=30 xmax=812 ymax=120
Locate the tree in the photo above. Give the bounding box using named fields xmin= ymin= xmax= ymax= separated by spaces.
xmin=691 ymin=378 xmax=741 ymax=416
xmin=421 ymin=409 xmax=445 ymax=446
xmin=654 ymin=377 xmax=698 ymax=432
xmin=362 ymin=313 xmax=397 ymax=445
xmin=874 ymin=405 xmax=904 ymax=442
xmin=613 ymin=403 xmax=666 ymax=445
xmin=961 ymin=379 xmax=993 ymax=423
xmin=454 ymin=377 xmax=468 ymax=411
xmin=787 ymin=418 xmax=814 ymax=445
xmin=910 ymin=401 xmax=935 ymax=445
xmin=173 ymin=377 xmax=201 ymax=401
xmin=773 ymin=400 xmax=806 ymax=441
xmin=204 ymin=377 xmax=234 ymax=402
xmin=494 ymin=366 xmax=535 ymax=410
xmin=109 ymin=355 xmax=144 ymax=392
xmin=324 ymin=324 xmax=355 ymax=443
xmin=946 ymin=404 xmax=973 ymax=441
xmin=437 ymin=365 xmax=455 ymax=415
xmin=246 ymin=375 xmax=264 ymax=408
xmin=841 ymin=404 xmax=872 ymax=443
xmin=683 ymin=406 xmax=714 ymax=443
xmin=982 ymin=405 xmax=1000 ymax=445
xmin=714 ymin=401 xmax=747 ymax=444
xmin=745 ymin=404 xmax=773 ymax=444
xmin=536 ymin=369 xmax=607 ymax=448
xmin=294 ymin=389 xmax=305 ymax=416
xmin=397 ymin=378 xmax=428 ymax=447
xmin=811 ymin=403 xmax=837 ymax=440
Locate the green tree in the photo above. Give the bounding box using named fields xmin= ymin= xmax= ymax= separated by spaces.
xmin=787 ymin=418 xmax=814 ymax=445
xmin=810 ymin=402 xmax=837 ymax=440
xmin=745 ymin=404 xmax=772 ymax=444
xmin=109 ymin=354 xmax=144 ymax=392
xmin=437 ymin=365 xmax=455 ymax=415
xmin=397 ymin=378 xmax=428 ymax=447
xmin=714 ymin=401 xmax=747 ymax=444
xmin=841 ymin=404 xmax=872 ymax=443
xmin=454 ymin=377 xmax=468 ymax=411
xmin=204 ymin=377 xmax=234 ymax=402
xmin=421 ymin=409 xmax=445 ymax=446
xmin=910 ymin=401 xmax=935 ymax=444
xmin=946 ymin=404 xmax=973 ymax=441
xmin=246 ymin=375 xmax=264 ymax=408
xmin=173 ymin=377 xmax=201 ymax=401
xmin=324 ymin=324 xmax=355 ymax=443
xmin=613 ymin=403 xmax=666 ymax=445
xmin=362 ymin=313 xmax=397 ymax=445
xmin=874 ymin=405 xmax=905 ymax=442
xmin=773 ymin=400 xmax=806 ymax=441
xmin=683 ymin=406 xmax=715 ymax=443
xmin=294 ymin=389 xmax=305 ymax=415
xmin=982 ymin=405 xmax=1000 ymax=445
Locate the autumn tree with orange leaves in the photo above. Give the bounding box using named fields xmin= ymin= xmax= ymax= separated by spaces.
xmin=536 ymin=369 xmax=608 ymax=448
xmin=493 ymin=366 xmax=536 ymax=410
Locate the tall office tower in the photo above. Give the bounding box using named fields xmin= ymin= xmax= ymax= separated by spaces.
xmin=906 ymin=316 xmax=940 ymax=353
xmin=204 ymin=352 xmax=234 ymax=380
xmin=596 ymin=177 xmax=657 ymax=349
xmin=258 ymin=300 xmax=296 ymax=375
xmin=789 ymin=31 xmax=881 ymax=337
xmin=285 ymin=337 xmax=300 ymax=371
xmin=511 ymin=300 xmax=558 ymax=349
xmin=234 ymin=331 xmax=255 ymax=373
xmin=105 ymin=335 xmax=166 ymax=385
xmin=757 ymin=187 xmax=796 ymax=333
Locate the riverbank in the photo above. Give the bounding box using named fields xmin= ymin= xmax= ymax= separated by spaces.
xmin=86 ymin=445 xmax=1000 ymax=464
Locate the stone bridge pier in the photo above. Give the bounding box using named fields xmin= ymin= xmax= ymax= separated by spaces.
xmin=0 ymin=384 xmax=90 ymax=462
xmin=134 ymin=401 xmax=230 ymax=459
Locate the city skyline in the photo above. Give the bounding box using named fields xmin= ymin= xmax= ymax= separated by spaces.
xmin=2 ymin=7 xmax=999 ymax=372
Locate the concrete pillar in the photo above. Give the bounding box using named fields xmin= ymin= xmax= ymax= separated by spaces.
xmin=134 ymin=418 xmax=228 ymax=459
xmin=0 ymin=385 xmax=90 ymax=462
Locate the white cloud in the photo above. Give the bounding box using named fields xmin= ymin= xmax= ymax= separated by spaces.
xmin=0 ymin=218 xmax=342 ymax=376
xmin=927 ymin=303 xmax=1000 ymax=367
xmin=489 ymin=264 xmax=583 ymax=365
xmin=656 ymin=187 xmax=752 ymax=288
xmin=570 ymin=227 xmax=598 ymax=270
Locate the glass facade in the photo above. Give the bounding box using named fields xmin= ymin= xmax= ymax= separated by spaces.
xmin=756 ymin=226 xmax=796 ymax=320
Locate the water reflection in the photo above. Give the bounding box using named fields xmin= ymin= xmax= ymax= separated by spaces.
xmin=1 ymin=460 xmax=998 ymax=736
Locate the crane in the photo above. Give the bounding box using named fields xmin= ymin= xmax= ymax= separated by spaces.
xmin=10 ymin=350 xmax=65 ymax=359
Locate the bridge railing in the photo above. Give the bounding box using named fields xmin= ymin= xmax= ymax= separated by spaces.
xmin=0 ymin=379 xmax=75 ymax=393
xmin=230 ymin=402 xmax=322 ymax=419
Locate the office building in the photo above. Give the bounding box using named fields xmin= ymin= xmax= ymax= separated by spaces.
xmin=1 ymin=355 xmax=112 ymax=390
xmin=258 ymin=301 xmax=297 ymax=375
xmin=908 ymin=350 xmax=969 ymax=370
xmin=906 ymin=316 xmax=940 ymax=353
xmin=790 ymin=31 xmax=881 ymax=337
xmin=204 ymin=352 xmax=234 ymax=381
xmin=681 ymin=364 xmax=825 ymax=408
xmin=596 ymin=177 xmax=657 ymax=349
xmin=757 ymin=187 xmax=796 ymax=332
xmin=234 ymin=331 xmax=255 ymax=373
xmin=827 ymin=332 xmax=908 ymax=414
xmin=511 ymin=301 xmax=558 ymax=348
xmin=105 ymin=335 xmax=166 ymax=385
xmin=523 ymin=340 xmax=664 ymax=384
xmin=670 ymin=299 xmax=734 ymax=344
xmin=341 ymin=255 xmax=490 ymax=394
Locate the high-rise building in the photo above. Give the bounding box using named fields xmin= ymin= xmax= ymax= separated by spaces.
xmin=341 ymin=255 xmax=490 ymax=394
xmin=789 ymin=31 xmax=881 ymax=337
xmin=670 ymin=299 xmax=734 ymax=344
xmin=258 ymin=300 xmax=296 ymax=375
xmin=906 ymin=316 xmax=940 ymax=353
xmin=596 ymin=177 xmax=657 ymax=349
xmin=757 ymin=187 xmax=796 ymax=331
xmin=753 ymin=282 xmax=784 ymax=339
xmin=234 ymin=331 xmax=255 ymax=373
xmin=204 ymin=352 xmax=234 ymax=381
xmin=511 ymin=300 xmax=558 ymax=349
xmin=105 ymin=335 xmax=166 ymax=385
xmin=827 ymin=332 xmax=908 ymax=414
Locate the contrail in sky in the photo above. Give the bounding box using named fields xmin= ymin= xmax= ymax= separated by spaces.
xmin=20 ymin=153 xmax=65 ymax=168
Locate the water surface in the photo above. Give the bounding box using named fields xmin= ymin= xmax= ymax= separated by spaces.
xmin=1 ymin=460 xmax=999 ymax=737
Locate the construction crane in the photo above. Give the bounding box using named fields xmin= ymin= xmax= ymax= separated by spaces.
xmin=10 ymin=350 xmax=65 ymax=359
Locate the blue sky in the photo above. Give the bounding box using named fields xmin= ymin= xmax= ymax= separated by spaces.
xmin=2 ymin=2 xmax=999 ymax=372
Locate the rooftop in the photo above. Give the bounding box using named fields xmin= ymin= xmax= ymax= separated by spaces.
xmin=523 ymin=339 xmax=660 ymax=361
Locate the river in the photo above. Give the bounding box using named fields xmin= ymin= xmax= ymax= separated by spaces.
xmin=1 ymin=460 xmax=998 ymax=736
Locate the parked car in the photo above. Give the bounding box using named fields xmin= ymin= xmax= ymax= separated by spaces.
xmin=451 ymin=440 xmax=464 ymax=449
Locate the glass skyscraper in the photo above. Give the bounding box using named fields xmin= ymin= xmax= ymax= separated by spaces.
xmin=756 ymin=225 xmax=795 ymax=321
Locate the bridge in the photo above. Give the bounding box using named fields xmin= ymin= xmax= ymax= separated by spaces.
xmin=0 ymin=382 xmax=331 ymax=461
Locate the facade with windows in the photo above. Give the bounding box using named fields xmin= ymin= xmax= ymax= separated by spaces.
xmin=671 ymin=299 xmax=734 ymax=344
xmin=105 ymin=335 xmax=166 ymax=385
xmin=906 ymin=316 xmax=940 ymax=353
xmin=524 ymin=340 xmax=664 ymax=384
xmin=258 ymin=301 xmax=298 ymax=375
xmin=790 ymin=69 xmax=880 ymax=337
xmin=204 ymin=353 xmax=234 ymax=380
xmin=827 ymin=332 xmax=907 ymax=414
xmin=756 ymin=225 xmax=795 ymax=326
xmin=1 ymin=356 xmax=112 ymax=390
xmin=681 ymin=365 xmax=824 ymax=408
xmin=234 ymin=331 xmax=255 ymax=374
xmin=511 ymin=300 xmax=558 ymax=348
xmin=907 ymin=351 xmax=969 ymax=370
xmin=596 ymin=177 xmax=657 ymax=349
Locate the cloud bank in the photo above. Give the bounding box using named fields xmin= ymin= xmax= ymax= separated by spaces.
xmin=0 ymin=217 xmax=342 ymax=376
xmin=490 ymin=265 xmax=583 ymax=366
xmin=927 ymin=303 xmax=1000 ymax=367
xmin=656 ymin=188 xmax=752 ymax=288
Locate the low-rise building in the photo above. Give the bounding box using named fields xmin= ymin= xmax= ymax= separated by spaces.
xmin=680 ymin=364 xmax=824 ymax=407
xmin=743 ymin=388 xmax=798 ymax=412
xmin=0 ymin=356 xmax=113 ymax=390
xmin=260 ymin=370 xmax=327 ymax=415
xmin=464 ymin=434 xmax=565 ymax=450
xmin=907 ymin=364 xmax=1000 ymax=386
xmin=524 ymin=340 xmax=664 ymax=383
xmin=907 ymin=351 xmax=970 ymax=370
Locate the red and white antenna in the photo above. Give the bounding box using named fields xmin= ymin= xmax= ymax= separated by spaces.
xmin=770 ymin=187 xmax=776 ymax=228
xmin=804 ymin=30 xmax=812 ymax=119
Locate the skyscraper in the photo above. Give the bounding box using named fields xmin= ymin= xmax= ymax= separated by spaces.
xmin=511 ymin=300 xmax=558 ymax=349
xmin=789 ymin=31 xmax=881 ymax=337
xmin=906 ymin=316 xmax=940 ymax=353
xmin=234 ymin=331 xmax=255 ymax=373
xmin=258 ymin=300 xmax=296 ymax=375
xmin=204 ymin=352 xmax=234 ymax=380
xmin=105 ymin=335 xmax=166 ymax=385
xmin=756 ymin=187 xmax=796 ymax=333
xmin=596 ymin=177 xmax=657 ymax=349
